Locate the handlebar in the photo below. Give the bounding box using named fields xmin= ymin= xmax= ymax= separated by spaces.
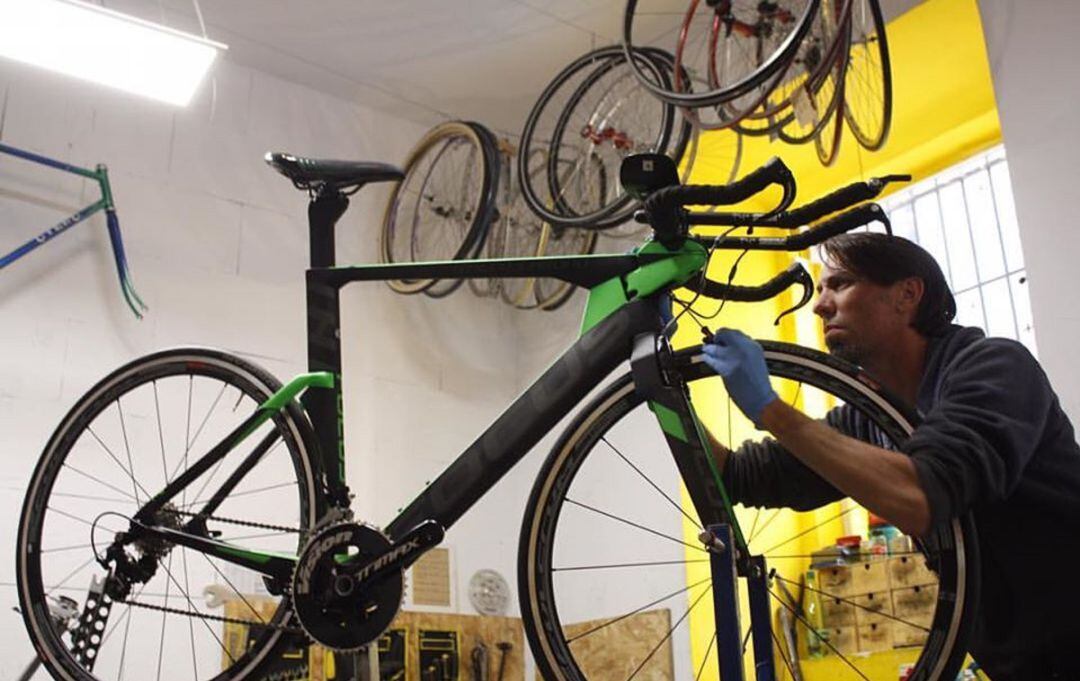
xmin=687 ymin=174 xmax=910 ymax=229
xmin=689 ymin=203 xmax=891 ymax=250
xmin=683 ymin=261 xmax=814 ymax=326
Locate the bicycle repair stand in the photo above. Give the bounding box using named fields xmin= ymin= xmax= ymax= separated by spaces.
xmin=703 ymin=524 xmax=776 ymax=681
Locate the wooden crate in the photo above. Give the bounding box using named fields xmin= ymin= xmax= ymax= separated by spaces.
xmin=888 ymin=554 xmax=938 ymax=588
xmin=857 ymin=621 xmax=893 ymax=653
xmin=853 ymin=591 xmax=894 ymax=627
xmin=820 ymin=596 xmax=856 ymax=628
xmin=823 ymin=626 xmax=857 ymax=657
xmin=849 ymin=559 xmax=890 ymax=595
xmin=818 ymin=564 xmax=853 ymax=598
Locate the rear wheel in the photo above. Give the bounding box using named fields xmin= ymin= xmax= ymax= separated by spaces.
xmin=18 ymin=349 xmax=323 ymax=681
xmin=520 ymin=342 xmax=978 ymax=681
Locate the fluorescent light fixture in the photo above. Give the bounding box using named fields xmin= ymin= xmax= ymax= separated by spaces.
xmin=0 ymin=0 xmax=227 ymax=106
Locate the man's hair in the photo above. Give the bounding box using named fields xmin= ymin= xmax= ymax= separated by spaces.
xmin=819 ymin=232 xmax=956 ymax=336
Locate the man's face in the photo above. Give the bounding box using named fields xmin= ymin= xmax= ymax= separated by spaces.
xmin=812 ymin=263 xmax=916 ymax=365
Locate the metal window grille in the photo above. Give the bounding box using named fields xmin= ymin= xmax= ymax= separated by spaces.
xmin=878 ymin=146 xmax=1037 ymax=356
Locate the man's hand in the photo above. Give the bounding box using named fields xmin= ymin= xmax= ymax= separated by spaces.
xmin=701 ymin=329 xmax=779 ymax=426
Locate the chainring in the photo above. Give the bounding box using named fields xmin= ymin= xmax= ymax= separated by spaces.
xmin=292 ymin=522 xmax=404 ymax=651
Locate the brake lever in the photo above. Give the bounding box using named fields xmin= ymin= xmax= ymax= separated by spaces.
xmin=772 ymin=262 xmax=814 ymax=326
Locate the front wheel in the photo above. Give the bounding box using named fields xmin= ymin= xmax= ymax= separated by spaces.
xmin=17 ymin=348 xmax=324 ymax=681
xmin=520 ymin=342 xmax=978 ymax=681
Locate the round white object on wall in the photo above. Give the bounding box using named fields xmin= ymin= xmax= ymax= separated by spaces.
xmin=468 ymin=568 xmax=510 ymax=616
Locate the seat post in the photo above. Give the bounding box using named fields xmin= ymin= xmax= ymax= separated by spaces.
xmin=308 ymin=184 xmax=351 ymax=268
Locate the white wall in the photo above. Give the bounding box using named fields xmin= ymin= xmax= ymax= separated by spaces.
xmin=0 ymin=54 xmax=555 ymax=678
xmin=978 ymin=0 xmax=1080 ymax=421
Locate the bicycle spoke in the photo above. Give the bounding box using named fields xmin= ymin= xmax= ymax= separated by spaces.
xmin=87 ymin=425 xmax=152 ymax=501
xmin=567 ymin=577 xmax=711 ymax=644
xmin=116 ymin=398 xmax=140 ymax=506
xmin=44 ymin=556 xmax=97 ymax=598
xmin=746 ymin=508 xmax=783 ymax=546
xmin=602 ymin=436 xmax=703 ymax=532
xmin=564 ymin=497 xmax=708 ymax=554
xmin=171 ymin=547 xmax=233 ymax=667
xmin=773 ymin=572 xmax=932 ymax=632
xmin=61 ymin=463 xmax=137 ymax=502
xmin=155 ymin=552 xmax=174 ymax=681
xmin=153 ymin=380 xmax=169 ymax=486
xmin=626 ymin=583 xmax=712 ymax=680
xmin=41 ymin=542 xmax=95 ymax=555
xmin=761 ymin=504 xmax=860 ymax=555
xmin=553 ymin=558 xmax=711 ymax=573
xmin=694 ymin=632 xmax=717 ymax=681
xmin=179 ymin=479 xmax=297 ymax=509
xmin=769 ymin=588 xmax=872 ymax=681
xmin=769 ymin=625 xmax=799 ymax=681
xmin=200 ymin=553 xmax=268 ymax=625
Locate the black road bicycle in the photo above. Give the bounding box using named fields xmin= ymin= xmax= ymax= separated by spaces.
xmin=17 ymin=152 xmax=978 ymax=680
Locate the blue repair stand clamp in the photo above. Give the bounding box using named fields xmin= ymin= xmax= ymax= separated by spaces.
xmin=705 ymin=523 xmax=776 ymax=681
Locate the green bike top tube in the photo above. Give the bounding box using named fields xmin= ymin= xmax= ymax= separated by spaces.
xmin=581 ymin=239 xmax=707 ymax=334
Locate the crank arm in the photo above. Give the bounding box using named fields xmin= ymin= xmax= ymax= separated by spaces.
xmin=347 ymin=520 xmax=444 ymax=585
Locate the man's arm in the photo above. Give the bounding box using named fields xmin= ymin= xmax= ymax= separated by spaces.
xmin=759 ymin=399 xmax=932 ymax=536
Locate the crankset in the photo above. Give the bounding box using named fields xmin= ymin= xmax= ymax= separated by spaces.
xmin=292 ymin=520 xmax=443 ymax=650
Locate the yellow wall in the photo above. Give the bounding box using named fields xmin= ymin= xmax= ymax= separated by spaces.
xmin=676 ymin=1 xmax=1001 ymax=677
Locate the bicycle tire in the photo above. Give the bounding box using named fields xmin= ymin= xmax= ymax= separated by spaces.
xmin=732 ymin=0 xmax=853 ymax=136
xmin=423 ymin=121 xmax=501 ymax=299
xmin=520 ymin=341 xmax=978 ymax=681
xmin=467 ymin=143 xmax=515 ymax=300
xmin=380 ymin=121 xmax=496 ymax=296
xmin=624 ymin=0 xmax=820 ymax=108
xmin=815 ymin=29 xmax=849 ymax=167
xmin=519 ymin=46 xmax=679 ymax=231
xmin=843 ymin=0 xmax=892 ymax=151
xmin=774 ymin=11 xmax=851 ymax=145
xmin=532 ymin=225 xmax=599 ymax=312
xmin=17 ymin=348 xmax=324 ymax=681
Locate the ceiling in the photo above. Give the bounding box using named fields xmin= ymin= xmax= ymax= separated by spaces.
xmin=112 ymin=0 xmax=925 ymax=137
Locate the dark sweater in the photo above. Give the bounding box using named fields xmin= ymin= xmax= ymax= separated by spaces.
xmin=722 ymin=325 xmax=1080 ymax=679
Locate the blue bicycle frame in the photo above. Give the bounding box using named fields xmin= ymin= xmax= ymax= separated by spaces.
xmin=0 ymin=142 xmax=146 ymax=317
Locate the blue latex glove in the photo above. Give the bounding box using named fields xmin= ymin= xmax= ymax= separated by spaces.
xmin=701 ymin=329 xmax=778 ymax=426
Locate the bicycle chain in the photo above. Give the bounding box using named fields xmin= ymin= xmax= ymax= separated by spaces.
xmin=119 ymin=509 xmax=306 ymax=632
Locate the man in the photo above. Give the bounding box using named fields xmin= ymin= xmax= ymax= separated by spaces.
xmin=700 ymin=233 xmax=1080 ymax=680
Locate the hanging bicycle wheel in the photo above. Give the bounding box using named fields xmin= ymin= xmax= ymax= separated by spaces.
xmin=734 ymin=0 xmax=852 ymax=138
xmin=17 ymin=348 xmax=323 ymax=681
xmin=775 ymin=10 xmax=851 ymax=145
xmin=521 ymin=341 xmax=978 ymax=681
xmin=519 ymin=46 xmax=681 ymax=231
xmin=815 ymin=38 xmax=848 ymax=167
xmin=533 ymin=225 xmax=599 ymax=312
xmin=381 ymin=121 xmax=498 ymax=296
xmin=843 ymin=0 xmax=892 ymax=151
xmin=624 ymin=0 xmax=820 ymax=108
xmin=467 ymin=143 xmax=515 ymax=300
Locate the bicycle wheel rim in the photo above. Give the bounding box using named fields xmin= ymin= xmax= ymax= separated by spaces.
xmin=527 ymin=47 xmax=677 ymax=230
xmin=624 ymin=0 xmax=821 ymax=107
xmin=424 ymin=121 xmax=501 ymax=299
xmin=381 ymin=121 xmax=495 ymax=295
xmin=521 ymin=342 xmax=977 ymax=681
xmin=842 ymin=0 xmax=892 ymax=151
xmin=18 ymin=349 xmax=321 ymax=681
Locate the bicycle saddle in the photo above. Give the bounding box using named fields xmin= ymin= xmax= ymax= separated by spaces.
xmin=265 ymin=152 xmax=404 ymax=191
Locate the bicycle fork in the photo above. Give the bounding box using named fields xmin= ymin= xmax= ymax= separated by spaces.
xmin=631 ymin=331 xmax=775 ymax=681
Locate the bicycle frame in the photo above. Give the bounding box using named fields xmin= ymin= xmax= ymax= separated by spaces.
xmin=127 ymin=186 xmax=773 ymax=679
xmin=0 ymin=142 xmax=146 ymax=317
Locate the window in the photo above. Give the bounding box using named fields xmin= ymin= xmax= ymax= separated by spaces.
xmin=879 ymin=146 xmax=1037 ymax=356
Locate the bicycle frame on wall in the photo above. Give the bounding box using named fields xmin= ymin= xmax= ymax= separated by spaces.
xmin=0 ymin=142 xmax=146 ymax=317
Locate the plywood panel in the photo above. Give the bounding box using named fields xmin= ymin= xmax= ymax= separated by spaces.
xmin=392 ymin=610 xmax=525 ymax=681
xmin=539 ymin=609 xmax=674 ymax=681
